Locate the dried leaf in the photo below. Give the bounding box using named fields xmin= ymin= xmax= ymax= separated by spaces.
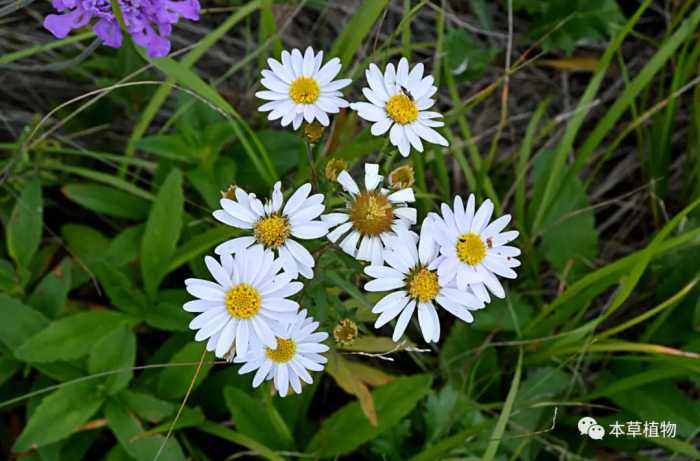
xmin=538 ymin=56 xmax=600 ymax=72
xmin=326 ymin=352 xmax=377 ymax=426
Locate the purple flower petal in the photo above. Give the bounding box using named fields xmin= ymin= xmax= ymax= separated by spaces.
xmin=165 ymin=0 xmax=200 ymax=20
xmin=43 ymin=9 xmax=91 ymax=38
xmin=93 ymin=18 xmax=122 ymax=48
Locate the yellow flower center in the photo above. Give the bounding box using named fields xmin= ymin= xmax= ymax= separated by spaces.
xmin=265 ymin=337 xmax=296 ymax=363
xmin=456 ymin=232 xmax=486 ymax=266
xmin=225 ymin=284 xmax=261 ymax=319
xmin=407 ymin=267 xmax=440 ymax=302
xmin=349 ymin=191 xmax=394 ymax=236
xmin=254 ymin=215 xmax=291 ymax=249
xmin=289 ymin=77 xmax=320 ymax=104
xmin=385 ymin=94 xmax=418 ymax=125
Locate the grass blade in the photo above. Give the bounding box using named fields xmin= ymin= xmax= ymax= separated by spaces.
xmin=571 ymin=3 xmax=700 ymax=178
xmin=330 ymin=0 xmax=389 ymax=66
xmin=531 ymin=0 xmax=652 ymax=234
xmin=482 ymin=347 xmax=522 ymax=461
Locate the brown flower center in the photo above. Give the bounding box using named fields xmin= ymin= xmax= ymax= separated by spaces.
xmin=349 ymin=191 xmax=394 ymax=236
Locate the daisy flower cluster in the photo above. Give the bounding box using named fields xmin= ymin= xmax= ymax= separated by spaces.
xmin=257 ymin=48 xmax=449 ymax=158
xmin=182 ymin=47 xmax=520 ymax=397
xmin=184 ymin=181 xmax=330 ymax=397
xmin=363 ymin=194 xmax=520 ymax=343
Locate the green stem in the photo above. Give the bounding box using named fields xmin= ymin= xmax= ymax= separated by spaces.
xmin=374 ymin=137 xmax=391 ymax=163
xmin=305 ymin=140 xmax=318 ymax=189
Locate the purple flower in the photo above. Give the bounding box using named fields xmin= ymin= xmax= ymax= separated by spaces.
xmin=43 ymin=0 xmax=200 ymax=58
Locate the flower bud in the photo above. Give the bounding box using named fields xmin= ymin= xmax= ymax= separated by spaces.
xmin=333 ymin=318 xmax=358 ymax=346
xmin=304 ymin=121 xmax=325 ymax=144
xmin=325 ymin=158 xmax=348 ymax=182
xmin=389 ymin=165 xmax=415 ymax=189
xmin=221 ymin=184 xmax=237 ymax=200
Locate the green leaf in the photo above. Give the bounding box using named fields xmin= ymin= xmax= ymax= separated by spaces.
xmin=120 ymin=390 xmax=175 ymax=423
xmin=28 ymin=259 xmax=72 ymax=318
xmin=143 ymin=299 xmax=190 ymax=332
xmin=306 ymin=374 xmax=432 ymax=457
xmin=157 ymin=342 xmax=212 ymax=400
xmin=62 ymin=183 xmax=150 ymax=219
xmin=530 ymin=149 xmax=598 ymax=278
xmin=132 ymin=134 xmax=195 ymax=162
xmin=0 ymin=258 xmax=18 ymax=293
xmin=445 ymin=28 xmax=500 ymax=81
xmin=230 ymin=129 xmax=299 ymax=188
xmin=0 ymin=294 xmax=49 ymax=351
xmin=62 ymin=224 xmax=110 ymax=268
xmin=15 ymin=310 xmax=132 ymax=363
xmin=106 ymin=225 xmax=144 ymax=267
xmin=93 ymin=262 xmax=147 ymax=318
xmin=0 ymin=357 xmax=21 ymax=385
xmin=518 ymin=0 xmax=624 ymax=54
xmin=105 ymin=399 xmax=185 ymax=461
xmin=187 ymin=155 xmax=237 ymax=209
xmin=197 ymin=422 xmax=285 ymax=461
xmin=409 ymin=421 xmax=491 ymax=461
xmin=104 ymin=444 xmax=132 ymax=461
xmin=223 ymin=387 xmax=293 ymax=450
xmin=88 ymin=325 xmax=136 ymax=394
xmin=13 ymin=381 xmax=104 ymax=451
xmin=424 ymin=386 xmax=460 ymax=442
xmin=143 ymin=55 xmax=276 ymax=186
xmin=141 ymin=169 xmax=183 ymax=298
xmin=7 ymin=177 xmax=43 ymax=269
xmin=144 ymin=406 xmax=205 ymax=434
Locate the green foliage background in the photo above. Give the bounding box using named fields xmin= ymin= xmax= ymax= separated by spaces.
xmin=1 ymin=0 xmax=700 ymax=459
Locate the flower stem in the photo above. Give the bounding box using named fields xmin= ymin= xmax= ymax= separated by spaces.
xmin=383 ymin=149 xmax=398 ymax=172
xmin=375 ymin=137 xmax=391 ymax=163
xmin=305 ymin=140 xmax=318 ymax=189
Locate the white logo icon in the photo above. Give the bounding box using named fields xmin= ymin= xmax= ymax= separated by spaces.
xmin=578 ymin=416 xmax=606 ymax=440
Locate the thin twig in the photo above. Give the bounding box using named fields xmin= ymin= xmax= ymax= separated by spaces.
xmin=153 ymin=349 xmax=208 ymax=461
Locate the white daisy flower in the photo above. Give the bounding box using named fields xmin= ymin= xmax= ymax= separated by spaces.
xmin=234 ymin=309 xmax=329 ymax=397
xmin=256 ymin=47 xmax=352 ymax=130
xmin=323 ymin=163 xmax=417 ymax=265
xmin=213 ymin=181 xmax=328 ymax=279
xmin=363 ymin=223 xmax=484 ymax=343
xmin=429 ymin=194 xmax=521 ymax=303
xmin=183 ymin=246 xmax=302 ymax=359
xmin=350 ymin=57 xmax=448 ymax=157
